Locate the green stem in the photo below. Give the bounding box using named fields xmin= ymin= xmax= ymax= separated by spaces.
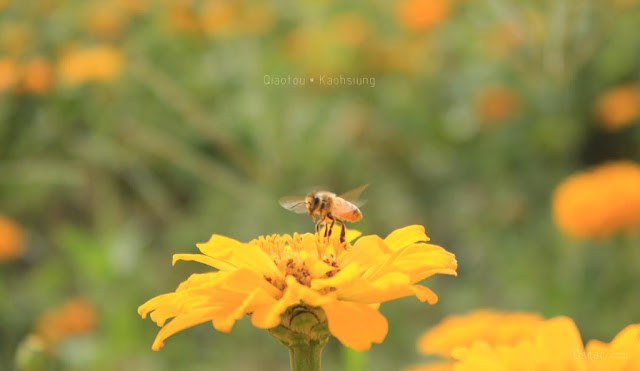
xmin=288 ymin=342 xmax=324 ymax=371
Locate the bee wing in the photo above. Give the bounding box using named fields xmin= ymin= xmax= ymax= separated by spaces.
xmin=338 ymin=184 xmax=369 ymax=208
xmin=279 ymin=196 xmax=308 ymax=214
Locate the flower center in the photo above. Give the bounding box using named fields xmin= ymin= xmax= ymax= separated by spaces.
xmin=252 ymin=233 xmax=345 ymax=290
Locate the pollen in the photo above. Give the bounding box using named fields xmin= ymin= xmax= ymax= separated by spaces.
xmin=251 ymin=233 xmax=346 ymax=289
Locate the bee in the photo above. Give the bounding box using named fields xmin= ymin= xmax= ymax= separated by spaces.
xmin=279 ymin=185 xmax=368 ymax=242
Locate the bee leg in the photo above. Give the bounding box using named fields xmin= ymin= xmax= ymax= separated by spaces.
xmin=339 ymin=221 xmax=346 ymax=243
xmin=315 ymin=219 xmax=322 ymax=235
xmin=326 ymin=217 xmax=335 ymax=239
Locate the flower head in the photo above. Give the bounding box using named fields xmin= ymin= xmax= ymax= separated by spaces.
xmin=451 ymin=317 xmax=640 ymax=371
xmin=475 ymin=85 xmax=522 ymax=125
xmin=139 ymin=225 xmax=457 ymax=351
xmin=20 ymin=57 xmax=53 ymax=94
xmin=0 ymin=57 xmax=19 ymax=92
xmin=57 ymin=46 xmax=124 ymax=85
xmin=34 ymin=297 xmax=97 ymax=346
xmin=595 ymin=85 xmax=640 ymax=131
xmin=0 ymin=214 xmax=25 ymax=262
xmin=418 ymin=309 xmax=544 ymax=357
xmin=397 ymin=0 xmax=452 ymax=32
xmin=552 ymin=161 xmax=640 ymax=239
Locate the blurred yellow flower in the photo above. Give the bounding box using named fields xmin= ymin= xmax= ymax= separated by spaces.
xmin=200 ymin=0 xmax=238 ymax=37
xmin=0 ymin=215 xmax=26 ymax=262
xmin=84 ymin=0 xmax=148 ymax=39
xmin=452 ymin=316 xmax=640 ymax=371
xmin=0 ymin=57 xmax=19 ymax=92
xmin=585 ymin=324 xmax=640 ymax=371
xmin=417 ymin=309 xmax=544 ymax=357
xmin=405 ymin=361 xmax=454 ymax=371
xmin=552 ymin=161 xmax=640 ymax=239
xmin=57 ymin=46 xmax=124 ymax=85
xmin=139 ymin=225 xmax=457 ymax=351
xmin=595 ymin=85 xmax=640 ymax=131
xmin=397 ymin=0 xmax=451 ymax=32
xmin=20 ymin=57 xmax=53 ymax=94
xmin=475 ymin=85 xmax=521 ymax=125
xmin=331 ymin=13 xmax=371 ymax=47
xmin=84 ymin=3 xmax=129 ymax=40
xmin=0 ymin=22 xmax=32 ymax=56
xmin=35 ymin=297 xmax=97 ymax=346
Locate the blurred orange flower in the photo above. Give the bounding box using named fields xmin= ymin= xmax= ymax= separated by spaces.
xmin=35 ymin=297 xmax=97 ymax=346
xmin=595 ymin=85 xmax=640 ymax=131
xmin=0 ymin=215 xmax=26 ymax=262
xmin=0 ymin=57 xmax=20 ymax=92
xmin=200 ymin=0 xmax=239 ymax=37
xmin=475 ymin=85 xmax=521 ymax=125
xmin=20 ymin=57 xmax=53 ymax=94
xmin=552 ymin=161 xmax=640 ymax=239
xmin=397 ymin=0 xmax=451 ymax=32
xmin=452 ymin=317 xmax=640 ymax=371
xmin=418 ymin=309 xmax=544 ymax=357
xmin=57 ymin=46 xmax=124 ymax=85
xmin=199 ymin=1 xmax=274 ymax=38
xmin=165 ymin=0 xmax=200 ymax=33
xmin=139 ymin=226 xmax=457 ymax=351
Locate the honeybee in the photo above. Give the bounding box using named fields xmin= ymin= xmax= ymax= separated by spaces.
xmin=279 ymin=185 xmax=368 ymax=242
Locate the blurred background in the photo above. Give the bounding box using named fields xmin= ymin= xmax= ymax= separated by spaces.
xmin=1 ymin=0 xmax=640 ymax=370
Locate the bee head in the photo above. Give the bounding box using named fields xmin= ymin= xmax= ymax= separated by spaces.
xmin=305 ymin=193 xmax=320 ymax=215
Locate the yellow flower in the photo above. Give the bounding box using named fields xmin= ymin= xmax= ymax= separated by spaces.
xmin=139 ymin=225 xmax=457 ymax=351
xmin=57 ymin=46 xmax=124 ymax=85
xmin=0 ymin=214 xmax=26 ymax=262
xmin=595 ymin=85 xmax=640 ymax=131
xmin=35 ymin=297 xmax=97 ymax=346
xmin=451 ymin=316 xmax=640 ymax=371
xmin=405 ymin=361 xmax=455 ymax=371
xmin=552 ymin=161 xmax=640 ymax=239
xmin=585 ymin=324 xmax=640 ymax=371
xmin=417 ymin=309 xmax=544 ymax=357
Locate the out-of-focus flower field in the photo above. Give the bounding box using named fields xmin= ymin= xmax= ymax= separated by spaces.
xmin=1 ymin=0 xmax=640 ymax=370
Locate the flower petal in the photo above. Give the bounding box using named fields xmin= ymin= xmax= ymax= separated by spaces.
xmin=196 ymin=234 xmax=242 ymax=259
xmin=322 ymin=300 xmax=388 ymax=351
xmin=151 ymin=308 xmax=220 ymax=351
xmin=172 ymin=253 xmax=235 ymax=271
xmin=384 ymin=225 xmax=430 ymax=250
